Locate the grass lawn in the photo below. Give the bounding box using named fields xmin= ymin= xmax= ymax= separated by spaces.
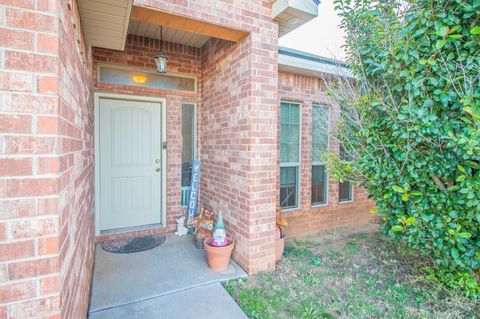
xmin=226 ymin=225 xmax=479 ymax=319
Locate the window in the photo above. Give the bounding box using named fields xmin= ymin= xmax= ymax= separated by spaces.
xmin=339 ymin=180 xmax=353 ymax=202
xmin=311 ymin=105 xmax=329 ymax=205
xmin=98 ymin=65 xmax=197 ymax=92
xmin=181 ymin=103 xmax=196 ymax=206
xmin=339 ymin=144 xmax=352 ymax=161
xmin=338 ymin=143 xmax=354 ymax=203
xmin=312 ymin=165 xmax=327 ymax=205
xmin=280 ymin=101 xmax=301 ymax=209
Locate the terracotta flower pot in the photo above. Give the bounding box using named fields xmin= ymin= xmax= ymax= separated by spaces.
xmin=204 ymin=239 xmax=234 ymax=271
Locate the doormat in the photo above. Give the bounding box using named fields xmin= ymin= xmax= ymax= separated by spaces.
xmin=101 ymin=234 xmax=166 ymax=253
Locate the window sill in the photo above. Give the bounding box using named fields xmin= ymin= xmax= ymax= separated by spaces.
xmin=338 ymin=200 xmax=354 ymax=205
xmin=311 ymin=203 xmax=328 ymax=208
xmin=282 ymin=207 xmax=301 ymax=213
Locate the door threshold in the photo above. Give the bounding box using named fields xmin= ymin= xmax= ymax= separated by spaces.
xmin=100 ymin=223 xmax=164 ymax=236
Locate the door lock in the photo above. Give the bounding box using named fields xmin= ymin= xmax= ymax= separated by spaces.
xmin=155 ymin=159 xmax=160 ymax=163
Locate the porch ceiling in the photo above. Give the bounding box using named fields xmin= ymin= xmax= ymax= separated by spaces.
xmin=128 ymin=20 xmax=210 ymax=48
xmin=78 ymin=0 xmax=133 ymax=50
xmin=130 ymin=5 xmax=249 ymax=43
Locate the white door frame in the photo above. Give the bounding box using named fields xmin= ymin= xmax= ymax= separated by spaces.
xmin=94 ymin=92 xmax=167 ymax=236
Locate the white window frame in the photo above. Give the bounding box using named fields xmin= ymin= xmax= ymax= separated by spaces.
xmin=279 ymin=101 xmax=302 ymax=211
xmin=181 ymin=102 xmax=197 ymax=208
xmin=311 ymin=105 xmax=330 ymax=207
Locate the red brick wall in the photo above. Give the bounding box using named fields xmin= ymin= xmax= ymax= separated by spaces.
xmin=200 ymin=23 xmax=278 ymax=275
xmin=0 ymin=0 xmax=95 ymax=318
xmin=278 ymin=71 xmax=375 ymax=237
xmin=57 ymin=2 xmax=95 ymax=318
xmin=0 ymin=1 xmax=61 ymax=318
xmin=92 ymin=35 xmax=202 ymax=241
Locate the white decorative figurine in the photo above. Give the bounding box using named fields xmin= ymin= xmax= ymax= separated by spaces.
xmin=174 ymin=216 xmax=188 ymax=236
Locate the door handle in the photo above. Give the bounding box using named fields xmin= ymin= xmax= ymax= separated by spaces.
xmin=156 ymin=168 xmax=161 ymax=173
xmin=155 ymin=159 xmax=160 ymax=163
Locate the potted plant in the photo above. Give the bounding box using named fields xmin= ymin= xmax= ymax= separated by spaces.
xmin=204 ymin=211 xmax=235 ymax=271
xmin=275 ymin=205 xmax=288 ymax=261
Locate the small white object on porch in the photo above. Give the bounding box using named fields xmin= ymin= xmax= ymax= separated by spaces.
xmin=174 ymin=216 xmax=188 ymax=236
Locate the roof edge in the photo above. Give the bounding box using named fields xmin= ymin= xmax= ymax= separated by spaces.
xmin=278 ymin=46 xmax=347 ymax=68
xmin=278 ymin=46 xmax=352 ymax=78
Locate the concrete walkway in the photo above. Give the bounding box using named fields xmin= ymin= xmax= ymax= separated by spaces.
xmin=88 ymin=234 xmax=247 ymax=318
xmin=89 ymin=282 xmax=247 ymax=319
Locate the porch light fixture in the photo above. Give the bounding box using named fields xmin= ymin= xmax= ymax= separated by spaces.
xmin=155 ymin=26 xmax=168 ymax=73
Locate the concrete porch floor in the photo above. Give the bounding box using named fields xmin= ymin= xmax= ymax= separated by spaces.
xmin=88 ymin=233 xmax=247 ymax=318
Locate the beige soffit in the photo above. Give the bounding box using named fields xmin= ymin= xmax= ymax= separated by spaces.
xmin=271 ymin=0 xmax=319 ymax=36
xmin=128 ymin=20 xmax=210 ymax=48
xmin=130 ymin=5 xmax=249 ymax=43
xmin=78 ymin=0 xmax=133 ymax=50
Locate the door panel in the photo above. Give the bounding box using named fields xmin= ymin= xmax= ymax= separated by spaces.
xmin=99 ymin=98 xmax=162 ymax=231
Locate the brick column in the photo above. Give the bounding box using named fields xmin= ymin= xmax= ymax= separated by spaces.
xmin=200 ymin=34 xmax=278 ymax=274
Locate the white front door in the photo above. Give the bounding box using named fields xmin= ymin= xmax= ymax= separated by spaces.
xmin=99 ymin=98 xmax=162 ymax=231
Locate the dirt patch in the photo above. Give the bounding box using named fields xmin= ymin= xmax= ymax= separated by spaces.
xmin=226 ymin=226 xmax=479 ymax=319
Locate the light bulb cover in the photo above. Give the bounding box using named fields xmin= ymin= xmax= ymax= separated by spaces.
xmin=132 ymin=74 xmax=148 ymax=84
xmin=155 ymin=51 xmax=168 ymax=73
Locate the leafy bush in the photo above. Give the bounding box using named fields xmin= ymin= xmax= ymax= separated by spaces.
xmin=328 ymin=0 xmax=480 ymax=296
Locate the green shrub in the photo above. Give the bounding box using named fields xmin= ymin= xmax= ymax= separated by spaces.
xmin=329 ymin=0 xmax=480 ymax=296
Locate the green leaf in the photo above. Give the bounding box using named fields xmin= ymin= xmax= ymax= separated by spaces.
xmin=391 ymin=225 xmax=403 ymax=232
xmin=422 ymin=214 xmax=434 ymax=222
xmin=401 ymin=193 xmax=409 ymax=201
xmin=456 ymin=175 xmax=466 ymax=182
xmin=457 ymin=165 xmax=466 ymax=174
xmin=438 ymin=26 xmax=449 ymax=37
xmin=435 ymin=39 xmax=446 ymax=49
xmin=470 ymin=26 xmax=480 ymax=35
xmin=457 ymin=232 xmax=472 ymax=239
xmin=369 ymin=209 xmax=378 ymax=214
xmin=406 ymin=217 xmax=415 ymax=226
xmin=448 ymin=185 xmax=460 ymax=192
xmin=392 ymin=185 xmax=404 ymax=193
xmin=447 ymin=34 xmax=462 ymax=40
xmin=451 ymin=248 xmax=459 ymax=260
xmin=410 ymin=190 xmax=423 ymax=196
